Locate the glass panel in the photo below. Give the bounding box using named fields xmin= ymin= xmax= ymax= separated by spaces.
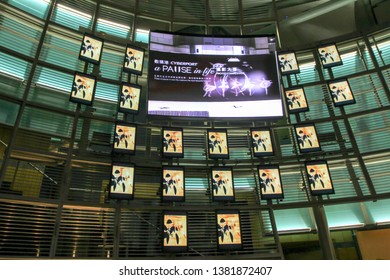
xmin=6 ymin=0 xmax=50 ymax=19
xmin=0 ymin=10 xmax=42 ymax=57
xmin=0 ymin=100 xmax=19 ymax=125
xmin=274 ymin=208 xmax=314 ymax=232
xmin=325 ymin=203 xmax=365 ymax=228
xmin=52 ymin=1 xmax=94 ymax=30
xmin=365 ymin=199 xmax=390 ymax=224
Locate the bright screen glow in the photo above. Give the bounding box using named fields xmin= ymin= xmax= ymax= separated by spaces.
xmin=148 ymin=31 xmax=283 ymax=118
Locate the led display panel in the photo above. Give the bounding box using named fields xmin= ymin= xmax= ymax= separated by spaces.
xmin=327 ymin=78 xmax=356 ymax=107
xmin=109 ymin=163 xmax=135 ymax=200
xmin=162 ymin=166 xmax=185 ymax=202
xmin=79 ymin=33 xmax=104 ymax=65
xmin=162 ymin=127 xmax=184 ymax=158
xmin=216 ymin=210 xmax=242 ymax=251
xmin=211 ymin=167 xmax=235 ymax=202
xmin=148 ymin=31 xmax=282 ymax=118
xmin=257 ymin=165 xmax=284 ymax=200
xmin=305 ymin=160 xmax=335 ymax=195
xmin=163 ymin=211 xmax=188 ymax=252
xmin=250 ymin=128 xmax=274 ymax=157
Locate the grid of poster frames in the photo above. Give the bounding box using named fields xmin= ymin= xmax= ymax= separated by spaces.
xmin=163 ymin=210 xmax=243 ymax=252
xmin=70 ymin=33 xmax=146 ymax=202
xmin=278 ymin=43 xmax=356 ymax=110
xmin=71 ymin=35 xmax=356 ymax=116
xmin=70 ymin=33 xmax=145 ymax=110
xmin=70 ymin=33 xmax=342 ymax=197
xmin=108 ymin=125 xmax=336 ymax=201
xmin=69 ymin=34 xmax=345 ymax=252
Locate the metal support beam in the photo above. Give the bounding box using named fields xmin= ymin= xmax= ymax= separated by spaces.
xmin=312 ymin=203 xmax=337 ymax=259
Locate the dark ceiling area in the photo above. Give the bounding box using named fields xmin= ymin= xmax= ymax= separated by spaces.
xmin=161 ymin=0 xmax=390 ymax=49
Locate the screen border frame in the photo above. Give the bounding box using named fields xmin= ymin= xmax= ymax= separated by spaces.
xmin=146 ymin=30 xmax=284 ymax=121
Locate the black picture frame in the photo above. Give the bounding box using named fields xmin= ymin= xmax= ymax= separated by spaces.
xmin=305 ymin=160 xmax=335 ymax=196
xmin=118 ymin=82 xmax=142 ymax=114
xmin=250 ymin=128 xmax=274 ymax=157
xmin=211 ymin=167 xmax=235 ymax=202
xmin=161 ymin=127 xmax=184 ymax=158
xmin=207 ymin=129 xmax=229 ymax=159
xmin=294 ymin=123 xmax=321 ymax=153
xmin=109 ymin=162 xmax=135 ymax=200
xmin=216 ymin=210 xmax=242 ymax=251
xmin=278 ymin=51 xmax=300 ymax=75
xmin=162 ymin=166 xmax=185 ymax=202
xmin=257 ymin=165 xmax=284 ymax=200
xmin=162 ymin=211 xmax=188 ymax=252
xmin=317 ymin=43 xmax=343 ymax=68
xmin=78 ymin=33 xmax=104 ymax=65
xmin=123 ymin=44 xmax=145 ymax=76
xmin=113 ymin=122 xmax=137 ymax=155
xmin=69 ymin=72 xmax=97 ymax=106
xmin=284 ymin=86 xmax=310 ymax=114
xmin=327 ymin=78 xmax=356 ymax=107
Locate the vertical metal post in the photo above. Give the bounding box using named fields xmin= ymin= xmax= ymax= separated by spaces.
xmin=113 ymin=202 xmax=121 ymax=259
xmin=267 ymin=201 xmax=285 ymax=259
xmin=312 ymin=202 xmax=337 ymax=259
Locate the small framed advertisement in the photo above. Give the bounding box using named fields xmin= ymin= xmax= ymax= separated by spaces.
xmin=79 ymin=33 xmax=104 ymax=65
xmin=211 ymin=167 xmax=235 ymax=202
xmin=327 ymin=78 xmax=356 ymax=107
xmin=284 ymin=86 xmax=309 ymax=114
xmin=123 ymin=44 xmax=145 ymax=75
xmin=113 ymin=122 xmax=137 ymax=154
xmin=305 ymin=160 xmax=335 ymax=195
xmin=216 ymin=210 xmax=242 ymax=251
xmin=250 ymin=128 xmax=274 ymax=157
xmin=109 ymin=162 xmax=135 ymax=200
xmin=162 ymin=166 xmax=185 ymax=202
xmin=207 ymin=129 xmax=229 ymax=159
xmin=257 ymin=165 xmax=284 ymax=200
xmin=69 ymin=72 xmax=97 ymax=106
xmin=119 ymin=82 xmax=142 ymax=114
xmin=162 ymin=127 xmax=184 ymax=158
xmin=317 ymin=43 xmax=343 ymax=68
xmin=163 ymin=211 xmax=188 ymax=252
xmin=294 ymin=123 xmax=321 ymax=153
xmin=278 ymin=51 xmax=300 ymax=75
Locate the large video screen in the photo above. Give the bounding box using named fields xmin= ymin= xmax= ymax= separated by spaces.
xmin=148 ymin=31 xmax=282 ymax=118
